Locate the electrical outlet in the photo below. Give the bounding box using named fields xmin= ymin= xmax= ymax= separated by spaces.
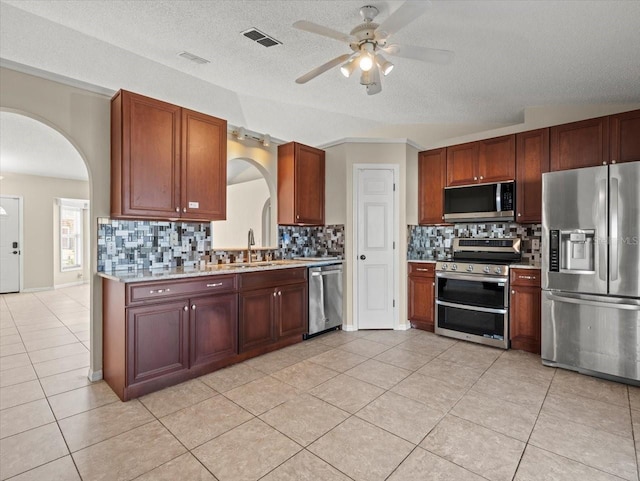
xmin=170 ymin=232 xmax=179 ymax=246
xmin=106 ymin=241 xmax=116 ymax=255
xmin=532 ymin=239 xmax=540 ymax=250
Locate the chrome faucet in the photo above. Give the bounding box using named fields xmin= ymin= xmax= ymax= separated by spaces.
xmin=247 ymin=228 xmax=255 ymax=263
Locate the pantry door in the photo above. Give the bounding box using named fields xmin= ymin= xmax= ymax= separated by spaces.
xmin=354 ymin=166 xmax=397 ymax=329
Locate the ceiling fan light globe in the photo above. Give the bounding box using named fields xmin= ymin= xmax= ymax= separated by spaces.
xmin=359 ymin=53 xmax=374 ymax=72
xmin=340 ymin=58 xmax=357 ymax=78
xmin=376 ymin=54 xmax=394 ymax=76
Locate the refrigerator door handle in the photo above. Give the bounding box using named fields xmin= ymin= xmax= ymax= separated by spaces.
xmin=597 ymin=179 xmax=608 ymax=282
xmin=546 ymin=292 xmax=640 ymax=311
xmin=610 ymin=177 xmax=619 ymax=281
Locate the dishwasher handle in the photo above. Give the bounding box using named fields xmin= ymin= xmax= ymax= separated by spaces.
xmin=311 ymin=270 xmax=342 ymax=277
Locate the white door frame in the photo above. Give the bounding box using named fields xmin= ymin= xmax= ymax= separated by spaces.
xmin=0 ymin=195 xmax=24 ymax=293
xmin=352 ymin=164 xmax=400 ymax=330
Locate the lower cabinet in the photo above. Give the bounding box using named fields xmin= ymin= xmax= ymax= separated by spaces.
xmin=103 ymin=269 xmax=307 ymax=401
xmin=190 ymin=293 xmax=238 ymax=369
xmin=408 ymin=262 xmax=436 ymax=332
xmin=126 ymin=301 xmax=190 ymax=385
xmin=509 ymin=268 xmax=541 ymax=354
xmin=238 ymin=268 xmax=308 ymax=354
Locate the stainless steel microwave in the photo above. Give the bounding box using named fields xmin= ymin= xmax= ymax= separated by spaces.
xmin=443 ymin=181 xmax=515 ymax=223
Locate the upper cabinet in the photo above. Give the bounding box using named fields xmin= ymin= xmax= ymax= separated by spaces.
xmin=111 ymin=90 xmax=227 ymax=221
xmin=278 ymin=142 xmax=325 ymax=226
xmin=610 ymin=109 xmax=640 ymax=164
xmin=418 ymin=148 xmax=447 ymax=224
xmin=516 ymin=128 xmax=550 ymax=223
xmin=446 ymin=135 xmax=515 ymax=186
xmin=550 ymin=116 xmax=609 ymax=171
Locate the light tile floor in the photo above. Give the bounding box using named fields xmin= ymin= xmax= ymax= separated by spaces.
xmin=1 ymin=286 xmax=639 ymax=480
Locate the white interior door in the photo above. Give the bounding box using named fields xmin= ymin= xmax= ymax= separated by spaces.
xmin=0 ymin=197 xmax=21 ymax=293
xmin=356 ymin=168 xmax=395 ymax=329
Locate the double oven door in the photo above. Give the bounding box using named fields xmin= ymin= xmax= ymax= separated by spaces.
xmin=435 ymin=270 xmax=509 ymax=349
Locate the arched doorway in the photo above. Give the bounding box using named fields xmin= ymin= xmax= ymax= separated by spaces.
xmin=0 ymin=109 xmax=95 ymax=379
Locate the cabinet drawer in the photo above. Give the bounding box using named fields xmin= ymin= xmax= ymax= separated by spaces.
xmin=408 ymin=263 xmax=435 ymax=277
xmin=239 ymin=267 xmax=307 ymax=291
xmin=510 ymin=269 xmax=541 ymax=287
xmin=127 ymin=275 xmax=237 ymax=304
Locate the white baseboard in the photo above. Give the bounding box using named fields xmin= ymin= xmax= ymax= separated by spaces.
xmin=395 ymin=323 xmax=411 ymax=331
xmin=55 ymin=281 xmax=88 ymax=289
xmin=88 ymin=369 xmax=103 ymax=382
xmin=21 ymin=286 xmax=54 ymax=293
xmin=342 ymin=324 xmax=358 ymax=332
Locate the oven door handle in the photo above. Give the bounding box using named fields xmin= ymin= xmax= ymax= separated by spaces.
xmin=436 ymin=300 xmax=507 ymax=315
xmin=436 ymin=272 xmax=508 ymax=284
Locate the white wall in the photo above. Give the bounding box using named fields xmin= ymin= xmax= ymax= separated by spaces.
xmin=0 ymin=173 xmax=90 ymax=290
xmin=212 ymin=178 xmax=270 ymax=248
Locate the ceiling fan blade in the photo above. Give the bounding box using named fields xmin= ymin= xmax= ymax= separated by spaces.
xmin=295 ymin=53 xmax=351 ymax=84
xmin=376 ymin=1 xmax=431 ymax=39
xmin=293 ymin=20 xmax=354 ymax=43
xmin=382 ymin=44 xmax=454 ymax=65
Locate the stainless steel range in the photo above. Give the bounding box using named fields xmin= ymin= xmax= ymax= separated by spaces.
xmin=435 ymin=238 xmax=522 ymax=349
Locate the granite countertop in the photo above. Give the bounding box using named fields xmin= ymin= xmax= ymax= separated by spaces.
xmin=99 ymin=259 xmax=343 ymax=283
xmin=407 ymin=259 xmax=439 ymax=264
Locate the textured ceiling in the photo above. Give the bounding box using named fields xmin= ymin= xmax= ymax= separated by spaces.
xmin=1 ymin=0 xmax=639 ymax=146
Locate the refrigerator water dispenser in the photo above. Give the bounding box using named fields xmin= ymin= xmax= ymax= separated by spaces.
xmin=560 ymin=230 xmax=595 ymax=273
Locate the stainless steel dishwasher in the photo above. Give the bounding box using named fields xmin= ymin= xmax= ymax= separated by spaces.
xmin=305 ymin=263 xmax=343 ymax=338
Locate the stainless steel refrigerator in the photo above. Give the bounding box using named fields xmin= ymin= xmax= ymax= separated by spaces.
xmin=541 ymin=161 xmax=640 ymax=384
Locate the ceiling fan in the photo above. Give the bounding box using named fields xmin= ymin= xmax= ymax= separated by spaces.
xmin=293 ymin=1 xmax=454 ymax=95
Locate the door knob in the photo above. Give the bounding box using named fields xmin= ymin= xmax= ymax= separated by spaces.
xmin=360 ymin=255 xmax=366 ymax=260
xmin=12 ymin=251 xmax=19 ymax=254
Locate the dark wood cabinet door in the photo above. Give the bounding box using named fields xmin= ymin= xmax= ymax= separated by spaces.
xmin=189 ymin=293 xmax=238 ymax=368
xmin=610 ymin=109 xmax=640 ymax=164
xmin=478 ymin=135 xmax=516 ymax=183
xmin=550 ymin=117 xmax=609 ymax=171
xmin=446 ymin=142 xmax=478 ymax=186
xmin=516 ymin=129 xmax=550 ymax=223
xmin=238 ymin=288 xmax=276 ymax=353
xmin=408 ymin=275 xmax=435 ymax=332
xmin=277 ymin=283 xmax=307 ymax=338
xmin=278 ymin=142 xmax=325 ymax=226
xmin=118 ymin=91 xmax=181 ymax=218
xmin=126 ymin=301 xmax=189 ymax=385
xmin=418 ymin=148 xmax=447 ymax=224
xmin=295 ymin=143 xmax=325 ymax=225
xmin=181 ymin=109 xmax=227 ymax=221
xmin=510 ymin=285 xmax=541 ymax=354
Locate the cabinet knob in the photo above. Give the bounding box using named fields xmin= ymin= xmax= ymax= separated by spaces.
xmin=278 ymin=291 xmax=282 ymax=296
xmin=518 ymin=213 xmax=521 ymax=217
xmin=183 ymin=306 xmax=188 ymax=311
xmin=612 ymin=160 xmax=617 ymax=164
xmin=183 ymin=208 xmax=187 ymax=213
xmin=432 ymin=282 xmax=435 ymax=286
xmin=273 ymin=291 xmax=277 ymax=297
xmin=296 ymin=214 xmax=300 ymax=220
xmin=191 ymin=304 xmax=196 ymax=310
xmin=479 ymin=176 xmax=484 ymax=180
xmin=474 ymin=176 xmax=478 ymax=181
xmin=603 ymin=161 xmax=607 ymax=165
xmin=511 ymin=290 xmax=515 ymax=295
xmin=175 ymin=207 xmax=180 ymax=213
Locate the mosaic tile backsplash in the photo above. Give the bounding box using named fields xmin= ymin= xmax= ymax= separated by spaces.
xmin=278 ymin=225 xmax=345 ymax=259
xmin=97 ymin=218 xmax=345 ymax=271
xmin=407 ymin=223 xmax=542 ymax=266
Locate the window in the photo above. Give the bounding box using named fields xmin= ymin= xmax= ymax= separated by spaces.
xmin=59 ymin=199 xmax=87 ymax=271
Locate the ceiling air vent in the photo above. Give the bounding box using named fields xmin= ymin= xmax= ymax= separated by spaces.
xmin=177 ymin=51 xmax=210 ymax=64
xmin=241 ymin=28 xmax=282 ymax=47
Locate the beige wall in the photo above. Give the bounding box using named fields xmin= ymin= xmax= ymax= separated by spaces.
xmin=1 ymin=173 xmax=89 ymax=290
xmin=326 ymin=141 xmax=410 ymax=331
xmin=213 ymin=178 xmax=270 ymax=248
xmin=1 ymin=67 xmax=111 ymax=379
